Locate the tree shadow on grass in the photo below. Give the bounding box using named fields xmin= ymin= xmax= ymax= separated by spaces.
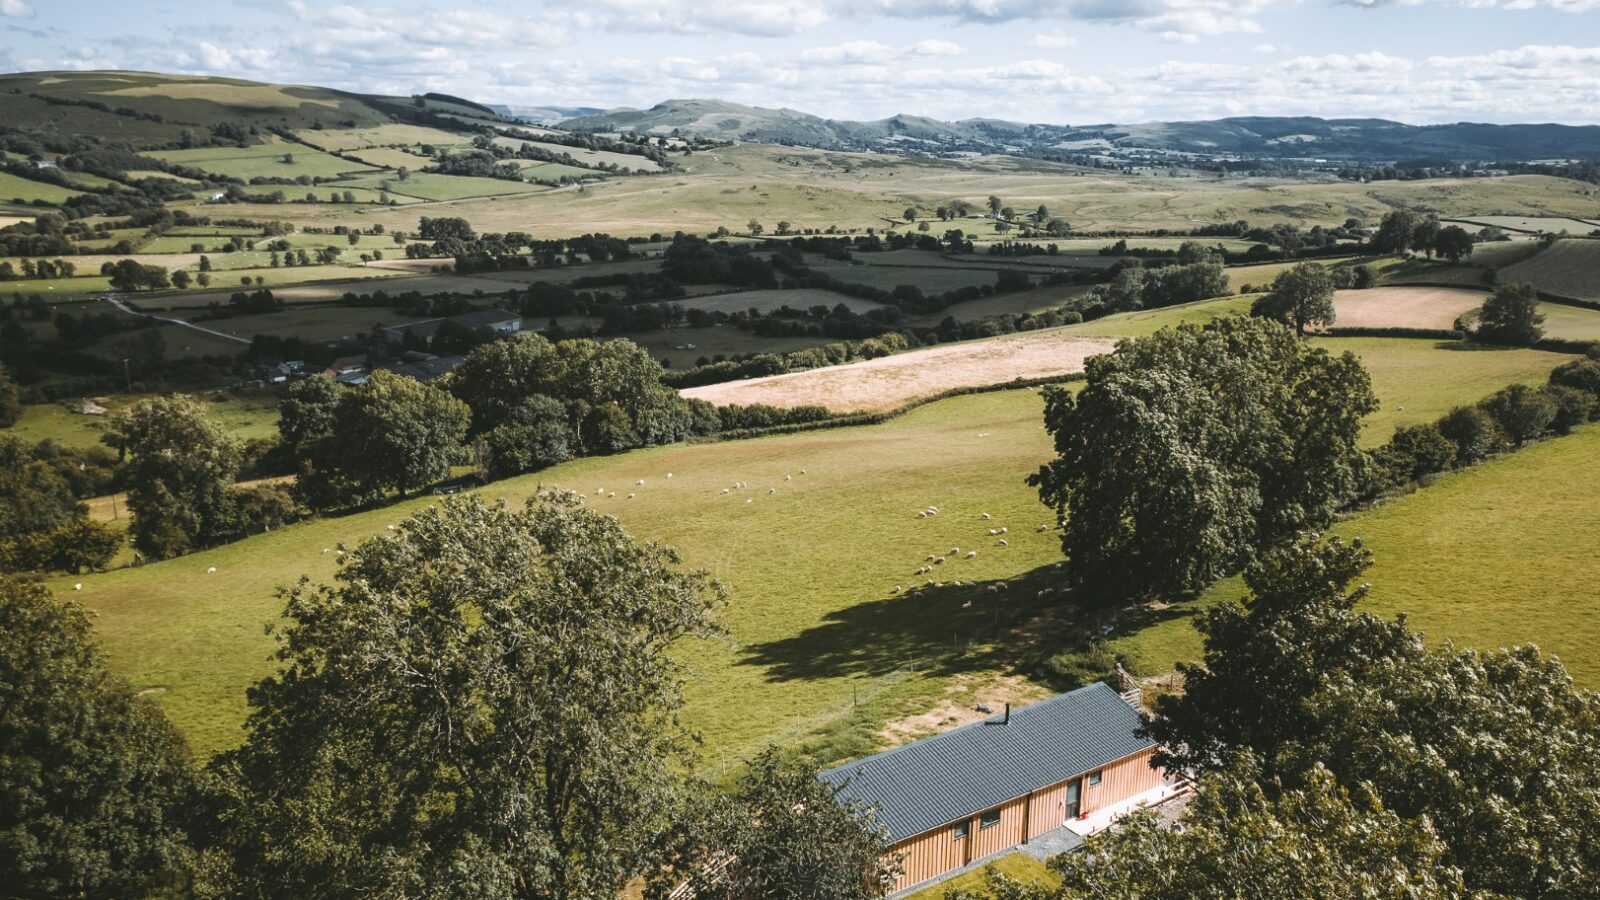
xmin=737 ymin=561 xmax=1193 ymax=687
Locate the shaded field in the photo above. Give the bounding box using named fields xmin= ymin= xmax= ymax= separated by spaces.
xmin=1114 ymin=423 xmax=1600 ymax=690
xmin=682 ymin=331 xmax=1117 ymax=413
xmin=681 ymin=288 xmax=884 ymax=315
xmin=491 ymin=136 xmax=662 ymax=172
xmin=296 ymin=123 xmax=468 ymax=152
xmin=343 ymin=172 xmax=551 ymax=201
xmin=807 ymin=257 xmax=1007 ymax=293
xmin=147 ymin=137 xmax=379 ymax=181
xmin=911 ymin=284 xmax=1092 ymax=326
xmin=622 ymin=326 xmax=834 ymax=368
xmin=0 ymin=171 xmax=83 ymax=205
xmin=1499 ymin=239 xmax=1600 ymax=302
xmin=1445 ymin=215 xmax=1600 ymax=235
xmin=12 ymin=393 xmax=280 ymax=450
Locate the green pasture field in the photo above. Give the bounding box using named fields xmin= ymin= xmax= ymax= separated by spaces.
xmin=284 ymin=185 xmax=398 ymax=204
xmin=223 ymin=306 xmax=432 ymax=341
xmin=517 ymin=161 xmax=602 ymax=181
xmin=1065 ymin=295 xmax=1257 ymax=338
xmin=277 ymin=233 xmax=400 ymax=252
xmin=1379 ymin=257 xmax=1495 ymax=288
xmin=342 ymin=172 xmax=551 ymax=202
xmin=1225 ymin=260 xmax=1320 ymax=292
xmin=807 ymin=257 xmax=1007 ymax=293
xmin=165 ymin=226 xmax=265 ymax=237
xmin=1113 ymin=422 xmax=1600 ymax=690
xmin=55 ymin=170 xmax=128 ymax=191
xmin=343 ymin=147 xmax=438 ymax=170
xmin=1498 ymin=239 xmax=1600 ymax=302
xmin=122 ymin=170 xmax=201 ymax=185
xmin=0 ymin=171 xmax=83 ymax=205
xmin=490 ymin=137 xmax=663 ymax=172
xmin=140 ymin=236 xmax=256 ymax=254
xmin=622 ymin=326 xmax=835 ymax=367
xmin=910 ymin=284 xmax=1093 ymax=326
xmin=147 ymin=137 xmax=379 ymax=180
xmin=1444 ymin=215 xmax=1600 ymax=235
xmin=0 ymin=274 xmax=114 ymax=300
xmin=1538 ymin=302 xmax=1600 ymax=341
xmin=678 ymin=288 xmax=885 ymax=315
xmin=11 ymin=392 xmax=280 ymax=450
xmin=295 ymin=123 xmax=470 ymax=152
xmin=58 ymin=334 xmax=1575 ymax=761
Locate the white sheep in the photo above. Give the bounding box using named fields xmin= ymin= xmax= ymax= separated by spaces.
xmin=988 ymin=528 xmax=998 ymax=535
xmin=997 ymin=539 xmax=1008 ymax=547
xmin=999 ymin=527 xmax=1008 ymax=534
xmin=628 ymin=492 xmax=636 ymax=499
xmin=799 ymin=469 xmax=807 ymax=475
xmin=722 ymin=488 xmax=730 ymax=495
xmin=784 ymin=474 xmax=792 ymax=481
xmin=206 ymin=566 xmax=217 ymax=574
xmin=666 ymin=473 xmax=673 ymax=479
xmin=609 ymin=492 xmax=617 ymax=499
xmin=386 ymin=524 xmax=396 ymax=531
xmin=635 ymin=479 xmax=645 ymax=486
xmin=73 ymin=583 xmax=82 ymax=591
xmin=962 ymin=600 xmax=972 ymax=608
xmin=322 ymin=548 xmax=331 ymax=554
xmin=965 ymin=550 xmax=978 ymax=559
xmin=949 ymin=547 xmax=960 ymax=556
xmin=934 ymin=556 xmax=945 ymax=565
xmin=929 ymin=505 xmax=940 ymax=513
xmin=926 ymin=554 xmax=936 ymax=561
xmin=916 ymin=511 xmax=927 ymax=518
xmin=892 ymin=585 xmax=902 ymax=594
xmin=746 ymin=498 xmax=753 ymax=504
xmin=982 ymin=512 xmax=991 ymax=520
xmin=768 ymin=487 xmax=776 ymax=494
xmin=1037 ymin=524 xmax=1049 ymax=532
xmin=996 ymin=582 xmax=1008 ymax=591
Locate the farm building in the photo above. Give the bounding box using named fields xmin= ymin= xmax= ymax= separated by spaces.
xmin=821 ymin=683 xmax=1175 ymax=894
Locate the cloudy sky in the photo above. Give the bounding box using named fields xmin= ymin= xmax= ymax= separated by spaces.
xmin=2 ymin=0 xmax=1599 ymax=124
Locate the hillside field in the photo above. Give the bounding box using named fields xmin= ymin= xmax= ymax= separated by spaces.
xmin=57 ymin=335 xmax=1576 ymax=761
xmin=1499 ymin=239 xmax=1600 ymax=302
xmin=1113 ymin=422 xmax=1600 ymax=690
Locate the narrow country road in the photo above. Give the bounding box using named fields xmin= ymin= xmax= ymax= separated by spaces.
xmin=103 ymin=295 xmax=253 ymax=345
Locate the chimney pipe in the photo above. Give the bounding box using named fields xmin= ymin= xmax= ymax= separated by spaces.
xmin=1003 ymin=703 xmax=1010 ymax=724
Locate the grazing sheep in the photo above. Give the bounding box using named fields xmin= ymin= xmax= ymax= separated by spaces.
xmin=1037 ymin=524 xmax=1049 ymax=532
xmin=627 ymin=493 xmax=636 ymax=500
xmin=722 ymin=488 xmax=730 ymax=495
xmin=746 ymin=498 xmax=753 ymax=504
xmin=965 ymin=550 xmax=977 ymax=559
xmin=635 ymin=479 xmax=645 ymax=486
xmin=609 ymin=492 xmax=617 ymax=499
xmin=997 ymin=539 xmax=1008 ymax=547
xmin=950 ymin=547 xmax=961 ymax=555
xmin=666 ymin=473 xmax=673 ymax=479
xmin=799 ymin=469 xmax=807 ymax=475
xmin=206 ymin=566 xmax=217 ymax=574
xmin=996 ymin=582 xmax=1008 ymax=591
xmin=322 ymin=548 xmax=331 ymax=554
xmin=929 ymin=506 xmax=940 ymax=513
xmin=784 ymin=474 xmax=791 ymax=481
xmin=999 ymin=527 xmax=1008 ymax=534
xmin=962 ymin=600 xmax=972 ymax=608
xmin=934 ymin=582 xmax=945 ymax=589
xmin=926 ymin=554 xmax=936 ymax=561
xmin=73 ymin=583 xmax=82 ymax=591
xmin=768 ymin=487 xmax=776 ymax=494
xmin=892 ymin=585 xmax=902 ymax=594
xmin=386 ymin=524 xmax=396 ymax=531
xmin=916 ymin=511 xmax=927 ymax=518
xmin=982 ymin=512 xmax=991 ymax=520
xmin=934 ymin=557 xmax=945 ymax=565
xmin=988 ymin=528 xmax=998 ymax=536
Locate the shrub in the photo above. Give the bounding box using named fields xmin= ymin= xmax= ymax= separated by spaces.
xmin=1378 ymin=423 xmax=1456 ymax=484
xmin=1437 ymin=405 xmax=1504 ymax=466
xmin=1544 ymin=385 xmax=1597 ymax=434
xmin=1481 ymin=383 xmax=1558 ymax=445
xmin=1549 ymin=358 xmax=1600 ymax=397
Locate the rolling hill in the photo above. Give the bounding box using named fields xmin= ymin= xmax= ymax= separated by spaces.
xmin=564 ymin=99 xmax=1600 ymax=162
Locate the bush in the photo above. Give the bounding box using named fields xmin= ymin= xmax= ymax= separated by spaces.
xmin=1437 ymin=405 xmax=1504 ymax=466
xmin=1481 ymin=383 xmax=1558 ymax=445
xmin=1549 ymin=358 xmax=1600 ymax=397
xmin=1377 ymin=423 xmax=1456 ymax=484
xmin=1544 ymin=384 xmax=1597 ymax=434
xmin=1044 ymin=641 xmax=1121 ymax=690
xmin=483 ymin=395 xmax=575 ymax=477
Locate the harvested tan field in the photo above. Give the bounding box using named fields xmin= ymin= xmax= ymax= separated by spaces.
xmin=1330 ymin=286 xmax=1486 ymax=331
xmin=682 ymin=330 xmax=1116 ymax=412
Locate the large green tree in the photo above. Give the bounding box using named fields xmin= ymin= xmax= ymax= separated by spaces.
xmin=1433 ymin=224 xmax=1475 ymax=264
xmin=1251 ymin=262 xmax=1336 ymax=335
xmin=198 ymin=494 xmax=723 ymax=900
xmin=948 ymin=762 xmax=1464 ymax=900
xmin=104 ymin=394 xmax=241 ymax=559
xmin=0 ymin=578 xmax=196 ymax=896
xmin=1476 ymin=282 xmax=1545 ymax=346
xmin=275 ymin=374 xmax=342 ymax=455
xmin=301 ymin=369 xmax=469 ymax=505
xmin=1371 ymin=209 xmax=1419 ymax=254
xmin=1148 ymin=535 xmax=1600 ymax=898
xmin=1031 ymin=316 xmax=1376 ymax=604
xmin=655 ymin=749 xmax=900 ymax=900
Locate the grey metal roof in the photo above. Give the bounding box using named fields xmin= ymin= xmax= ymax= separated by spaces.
xmin=819 ymin=682 xmax=1154 ymax=842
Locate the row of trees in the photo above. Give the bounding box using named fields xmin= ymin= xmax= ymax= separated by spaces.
xmin=2 ymin=495 xmax=899 ymax=899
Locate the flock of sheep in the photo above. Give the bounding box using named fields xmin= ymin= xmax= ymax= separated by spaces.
xmin=892 ymin=507 xmax=1061 ymax=603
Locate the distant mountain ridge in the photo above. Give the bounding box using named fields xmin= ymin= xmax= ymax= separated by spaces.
xmin=562 ymin=99 xmax=1600 ymax=162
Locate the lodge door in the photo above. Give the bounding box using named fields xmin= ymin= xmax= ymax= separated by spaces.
xmin=1065 ymin=777 xmax=1083 ymax=820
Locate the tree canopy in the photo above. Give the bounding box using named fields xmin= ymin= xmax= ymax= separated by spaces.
xmin=1031 ymin=316 xmax=1376 ymax=604
xmin=299 ymin=370 xmax=469 ymax=506
xmin=1476 ymin=282 xmax=1545 ymax=346
xmin=1250 ymin=262 xmax=1336 ymax=335
xmin=104 ymin=394 xmax=242 ymax=559
xmin=198 ymin=494 xmax=723 ymax=900
xmin=0 ymin=578 xmax=196 ymax=897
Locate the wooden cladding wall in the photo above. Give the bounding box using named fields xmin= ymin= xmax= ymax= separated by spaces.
xmin=1082 ymin=748 xmax=1163 ymax=817
xmin=884 ymin=749 xmax=1165 ymax=893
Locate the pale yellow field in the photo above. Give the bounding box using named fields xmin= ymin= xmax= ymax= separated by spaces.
xmin=683 ymin=331 xmax=1116 ymax=412
xmin=1330 ymin=286 xmax=1486 ymax=331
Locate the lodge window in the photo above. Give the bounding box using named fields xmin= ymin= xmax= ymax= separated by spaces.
xmin=952 ymin=822 xmax=969 ymax=839
xmin=1088 ymin=771 xmax=1103 ymax=786
xmin=979 ymin=809 xmax=1002 ymax=830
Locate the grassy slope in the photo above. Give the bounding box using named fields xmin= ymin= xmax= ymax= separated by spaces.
xmin=57 ymin=337 xmax=1574 ymax=759
xmin=904 ymin=855 xmax=1061 ymax=899
xmin=1114 ymin=423 xmax=1600 ymax=689
xmin=1499 ymin=239 xmax=1600 ymax=302
xmin=12 ymin=394 xmax=280 ymax=450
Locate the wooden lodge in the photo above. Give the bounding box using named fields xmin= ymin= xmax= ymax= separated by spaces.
xmin=819 ymin=682 xmax=1165 ymax=894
